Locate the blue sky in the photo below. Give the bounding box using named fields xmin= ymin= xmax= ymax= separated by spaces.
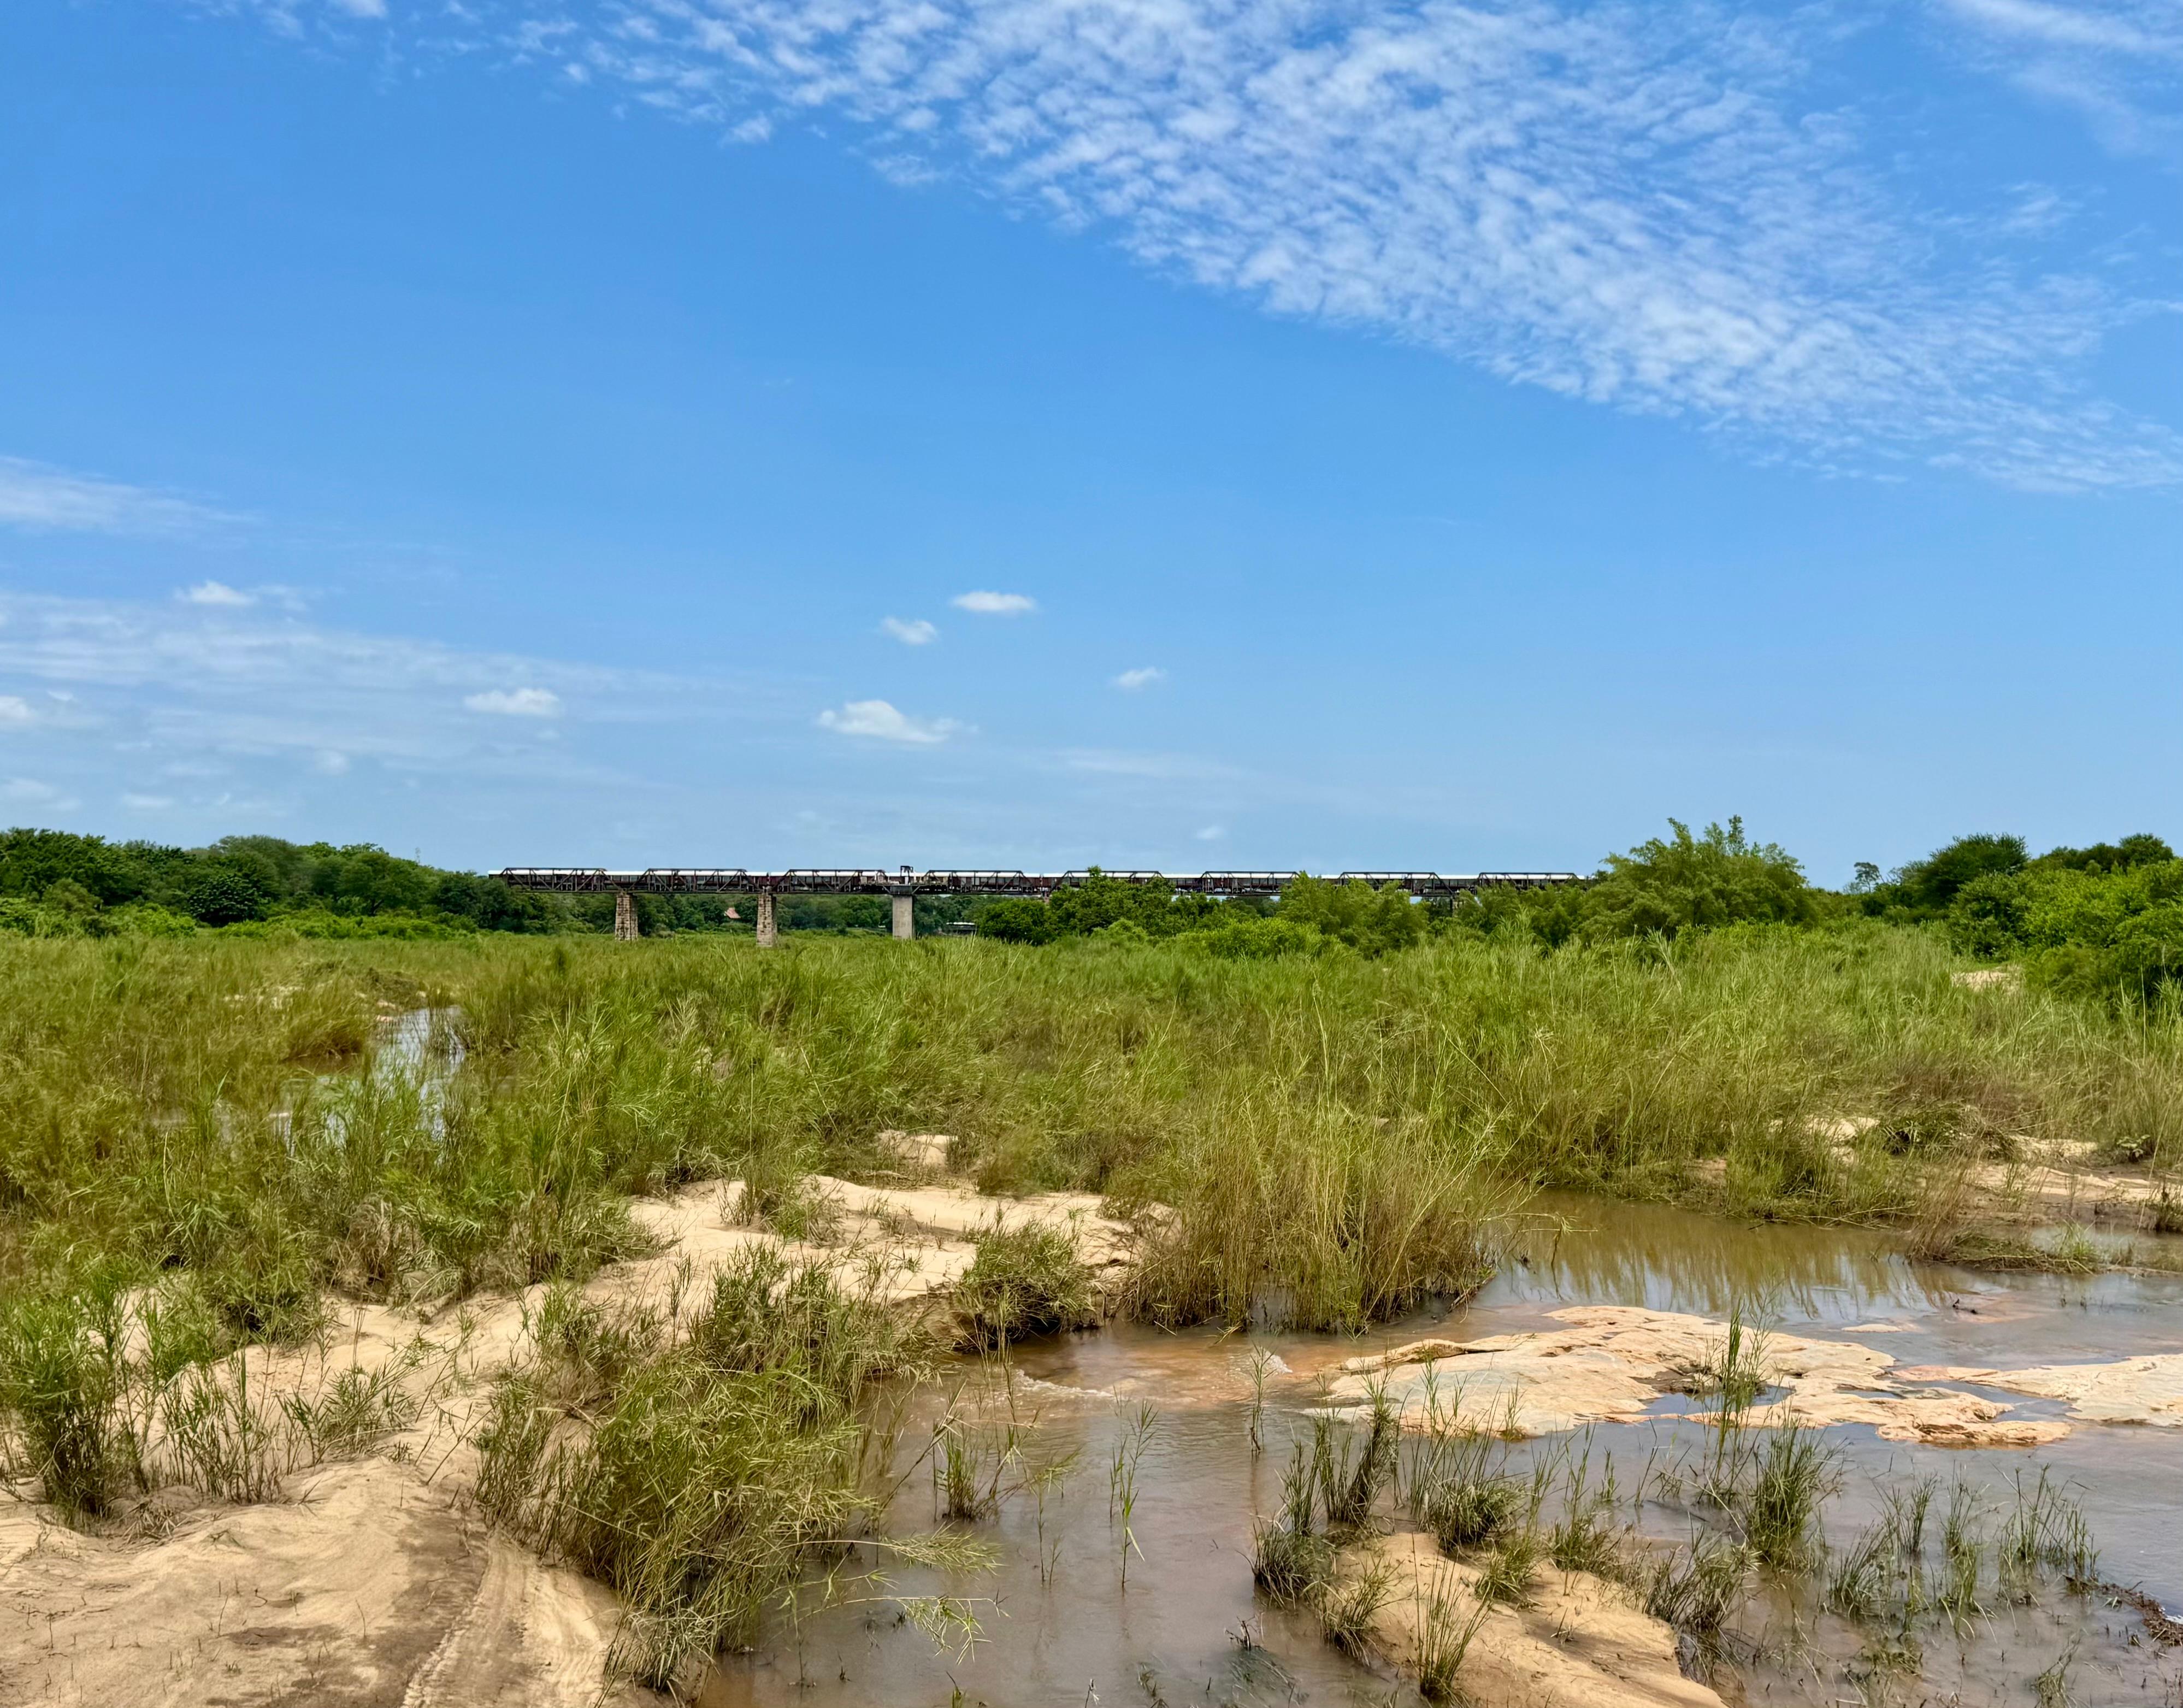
xmin=2 ymin=0 xmax=2178 ymax=882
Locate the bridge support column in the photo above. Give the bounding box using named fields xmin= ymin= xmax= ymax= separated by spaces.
xmin=756 ymin=891 xmax=777 ymax=949
xmin=891 ymin=891 xmax=915 ymax=940
xmin=613 ymin=889 xmax=639 ymax=942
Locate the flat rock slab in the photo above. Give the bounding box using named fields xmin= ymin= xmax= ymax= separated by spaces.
xmin=1901 ymin=1353 xmax=2183 ymax=1427
xmin=1325 ymin=1306 xmax=2068 ymax=1447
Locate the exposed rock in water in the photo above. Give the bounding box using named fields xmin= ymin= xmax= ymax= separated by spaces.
xmin=1901 ymin=1353 xmax=2183 ymax=1427
xmin=1323 ymin=1306 xmax=2070 ymax=1447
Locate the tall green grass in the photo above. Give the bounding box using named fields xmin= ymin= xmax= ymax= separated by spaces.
xmin=4 ymin=921 xmax=2178 ymax=1352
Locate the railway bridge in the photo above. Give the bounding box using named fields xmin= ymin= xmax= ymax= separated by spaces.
xmin=494 ymin=866 xmax=1581 ymax=944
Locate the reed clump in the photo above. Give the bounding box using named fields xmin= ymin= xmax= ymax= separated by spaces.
xmin=952 ymin=1221 xmax=1098 ymax=1351
xmin=474 ymin=1246 xmax=937 ymax=1693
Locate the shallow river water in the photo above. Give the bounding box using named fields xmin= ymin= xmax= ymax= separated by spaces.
xmin=705 ymin=1198 xmax=2183 ymax=1708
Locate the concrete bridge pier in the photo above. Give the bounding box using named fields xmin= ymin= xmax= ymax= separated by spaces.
xmin=890 ymin=891 xmax=915 ymax=940
xmin=613 ymin=889 xmax=639 ymax=941
xmin=756 ymin=891 xmax=777 ymax=950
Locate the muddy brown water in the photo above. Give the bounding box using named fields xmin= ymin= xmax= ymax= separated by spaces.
xmin=704 ymin=1197 xmax=2183 ymax=1708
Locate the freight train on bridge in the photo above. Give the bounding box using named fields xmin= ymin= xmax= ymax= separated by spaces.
xmin=494 ymin=867 xmax=1582 ymax=943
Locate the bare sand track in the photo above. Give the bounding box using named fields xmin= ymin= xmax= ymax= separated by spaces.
xmin=0 ymin=1171 xmax=1132 ymax=1708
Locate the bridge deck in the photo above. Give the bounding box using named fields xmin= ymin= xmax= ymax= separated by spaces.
xmin=495 ymin=867 xmax=1580 ymax=898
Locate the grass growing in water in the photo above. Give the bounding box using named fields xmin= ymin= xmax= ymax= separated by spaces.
xmin=474 ymin=1245 xmax=955 ymax=1693
xmin=952 ymin=1220 xmax=1098 ymax=1352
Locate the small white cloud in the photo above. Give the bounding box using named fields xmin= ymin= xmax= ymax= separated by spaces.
xmin=882 ymin=616 xmax=939 ymax=645
xmin=181 ymin=580 xmax=255 ymax=607
xmin=463 ymin=687 xmax=562 ymax=717
xmin=45 ymin=690 xmax=74 ymax=703
xmin=1112 ymin=667 xmax=1166 ymax=691
xmin=951 ymin=591 xmax=1037 ymax=616
xmin=816 ymin=698 xmax=963 ymax=744
xmin=1195 ymin=825 xmax=1227 ymax=841
xmin=0 ymin=696 xmax=32 ymax=726
xmin=312 ymin=750 xmax=351 ymax=775
xmin=121 ymin=792 xmax=174 ymax=810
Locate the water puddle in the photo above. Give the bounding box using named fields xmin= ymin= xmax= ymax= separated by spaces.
xmin=706 ymin=1197 xmax=2183 ymax=1707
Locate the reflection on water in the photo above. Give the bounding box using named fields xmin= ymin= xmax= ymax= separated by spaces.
xmin=704 ymin=1199 xmax=2183 ymax=1708
xmin=1490 ymin=1193 xmax=1950 ymax=1325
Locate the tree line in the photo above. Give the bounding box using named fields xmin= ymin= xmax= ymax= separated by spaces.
xmin=4 ymin=820 xmax=2178 ymax=1003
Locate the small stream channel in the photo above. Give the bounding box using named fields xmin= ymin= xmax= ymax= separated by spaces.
xmin=704 ymin=1197 xmax=2183 ymax=1708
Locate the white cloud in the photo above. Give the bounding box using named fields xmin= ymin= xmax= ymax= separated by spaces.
xmin=881 ymin=616 xmax=939 ymax=645
xmin=952 ymin=591 xmax=1038 ymax=616
xmin=0 ymin=696 xmax=32 ymax=726
xmin=463 ymin=687 xmax=563 ymax=717
xmin=1194 ymin=824 xmax=1226 ymax=840
xmin=236 ymin=0 xmax=2183 ymax=490
xmin=181 ymin=581 xmax=255 ymax=608
xmin=1112 ymin=667 xmax=1165 ymax=691
xmin=312 ymin=750 xmax=352 ymax=775
xmin=120 ymin=792 xmax=175 ymax=811
xmin=0 ymin=591 xmax=747 ymax=803
xmin=1936 ymin=0 xmax=2183 ymax=158
xmin=816 ymin=698 xmax=964 ymax=744
xmin=0 ymin=456 xmax=231 ymax=535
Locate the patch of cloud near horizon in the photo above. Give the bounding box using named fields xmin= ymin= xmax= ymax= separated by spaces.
xmin=0 ymin=590 xmax=748 ymax=810
xmin=0 ymin=455 xmax=233 ymax=535
xmin=408 ymin=0 xmax=2183 ymax=491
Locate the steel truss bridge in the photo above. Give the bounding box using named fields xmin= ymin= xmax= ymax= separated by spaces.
xmin=496 ymin=867 xmax=1578 ymax=899
xmin=496 ymin=866 xmax=1580 ymax=942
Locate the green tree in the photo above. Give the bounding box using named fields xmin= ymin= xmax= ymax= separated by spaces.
xmin=1871 ymin=833 xmax=2026 ymax=918
xmin=177 ymin=862 xmax=271 ymax=926
xmin=1274 ymin=875 xmax=1426 ymax=956
xmin=1578 ymin=817 xmax=1815 ymax=941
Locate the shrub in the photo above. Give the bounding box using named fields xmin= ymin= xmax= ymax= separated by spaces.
xmin=951 ymin=1222 xmax=1096 ymax=1351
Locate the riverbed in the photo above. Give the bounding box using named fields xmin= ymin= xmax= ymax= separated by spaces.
xmin=706 ymin=1197 xmax=2183 ymax=1708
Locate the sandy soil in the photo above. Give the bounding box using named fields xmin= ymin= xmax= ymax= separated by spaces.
xmin=0 ymin=1165 xmax=1134 ymax=1708
xmin=1348 ymin=1530 xmax=1723 ymax=1708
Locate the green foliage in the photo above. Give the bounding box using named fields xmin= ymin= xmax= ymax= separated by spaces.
xmin=1578 ymin=817 xmax=1816 ymax=940
xmin=1276 ymin=875 xmax=1429 ymax=956
xmin=1868 ymin=833 xmax=2028 ymax=919
xmin=951 ymin=1222 xmax=1097 ymax=1350
xmin=0 ymin=1288 xmax=129 ymax=1517
xmin=475 ymin=1247 xmax=925 ymax=1692
xmin=1946 ymin=857 xmax=2183 ymax=1005
xmin=0 ymin=825 xmax=563 ymax=933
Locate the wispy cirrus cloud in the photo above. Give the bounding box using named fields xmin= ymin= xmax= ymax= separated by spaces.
xmin=206 ymin=0 xmax=2183 ymax=490
xmin=1935 ymin=0 xmax=2183 ymax=158
xmin=0 ymin=590 xmax=751 ymax=797
xmin=0 ymin=455 xmax=234 ymax=536
xmin=881 ymin=616 xmax=939 ymax=645
xmin=1112 ymin=667 xmax=1165 ymax=691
